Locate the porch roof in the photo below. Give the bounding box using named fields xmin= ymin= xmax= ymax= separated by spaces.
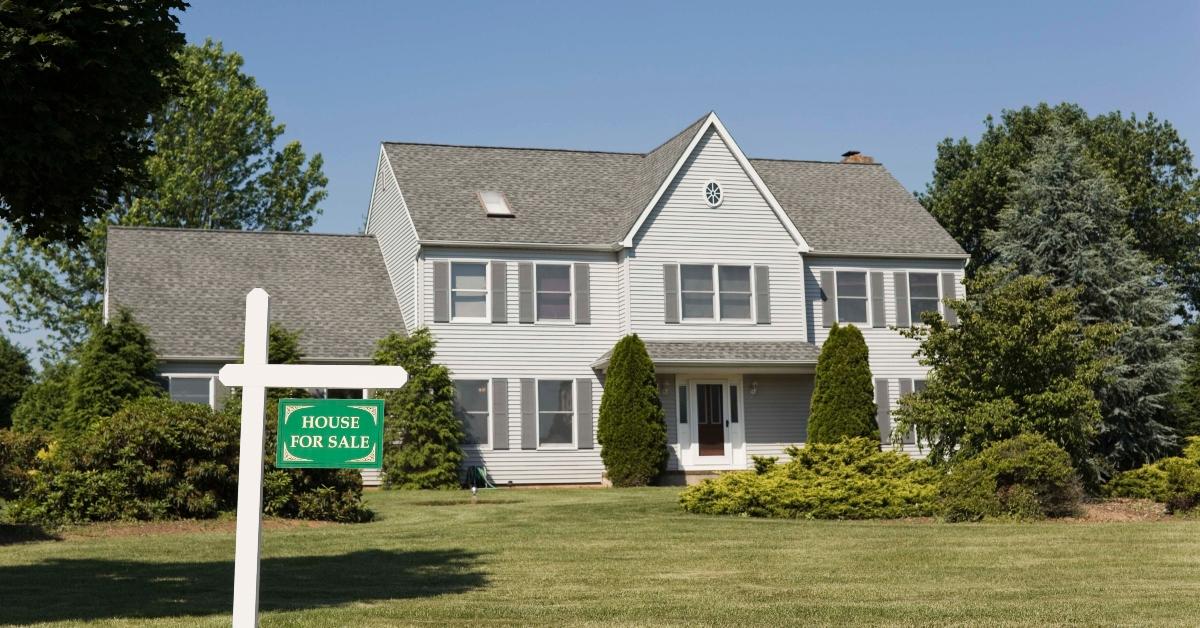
xmin=591 ymin=340 xmax=820 ymax=370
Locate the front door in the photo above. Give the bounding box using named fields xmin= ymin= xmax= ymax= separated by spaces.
xmin=696 ymin=383 xmax=725 ymax=456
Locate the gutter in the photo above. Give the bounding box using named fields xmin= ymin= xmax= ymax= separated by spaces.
xmin=804 ymin=250 xmax=970 ymax=261
xmin=420 ymin=239 xmax=621 ymax=252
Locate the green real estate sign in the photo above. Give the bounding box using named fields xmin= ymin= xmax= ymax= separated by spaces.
xmin=276 ymin=398 xmax=385 ymax=469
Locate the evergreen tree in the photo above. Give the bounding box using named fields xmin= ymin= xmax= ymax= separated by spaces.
xmin=0 ymin=335 xmax=34 ymax=429
xmin=1173 ymin=322 xmax=1200 ymax=438
xmin=11 ymin=361 xmax=74 ymax=433
xmin=63 ymin=310 xmax=162 ymax=434
xmin=597 ymin=335 xmax=668 ymax=486
xmin=989 ymin=126 xmax=1184 ymax=473
xmin=894 ymin=272 xmax=1118 ymax=482
xmin=808 ymin=324 xmax=878 ymax=444
xmin=373 ymin=329 xmax=462 ymax=489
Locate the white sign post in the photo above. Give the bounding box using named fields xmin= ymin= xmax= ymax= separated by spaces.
xmin=218 ymin=289 xmax=408 ymax=627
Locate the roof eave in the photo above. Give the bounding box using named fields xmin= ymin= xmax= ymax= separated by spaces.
xmin=420 ymin=239 xmax=621 ymax=252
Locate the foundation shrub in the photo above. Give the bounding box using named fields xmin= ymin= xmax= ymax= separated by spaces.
xmin=1106 ymin=439 xmax=1200 ymax=513
xmin=937 ymin=433 xmax=1083 ymax=522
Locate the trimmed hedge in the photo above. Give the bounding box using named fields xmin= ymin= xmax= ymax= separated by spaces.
xmin=808 ymin=324 xmax=878 ymax=443
xmin=937 ymin=434 xmax=1083 ymax=522
xmin=679 ymin=438 xmax=940 ymax=519
xmin=597 ymin=334 xmax=668 ymax=486
xmin=1105 ymin=436 xmax=1200 ymax=513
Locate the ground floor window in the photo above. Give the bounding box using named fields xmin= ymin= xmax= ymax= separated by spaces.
xmin=168 ymin=376 xmax=212 ymax=406
xmin=538 ymin=379 xmax=574 ymax=446
xmin=454 ymin=380 xmax=490 ymax=446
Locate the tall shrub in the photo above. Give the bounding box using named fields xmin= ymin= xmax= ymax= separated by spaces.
xmin=1174 ymin=322 xmax=1200 ymax=438
xmin=63 ymin=309 xmax=162 ymax=434
xmin=11 ymin=361 xmax=74 ymax=433
xmin=808 ymin=324 xmax=877 ymax=443
xmin=374 ymin=329 xmax=463 ymax=489
xmin=0 ymin=335 xmax=34 ymax=429
xmin=597 ymin=334 xmax=667 ymax=486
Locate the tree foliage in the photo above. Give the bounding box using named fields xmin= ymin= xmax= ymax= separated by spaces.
xmin=989 ymin=127 xmax=1184 ymax=472
xmin=597 ymin=335 xmax=668 ymax=486
xmin=374 ymin=329 xmax=463 ymax=489
xmin=0 ymin=334 xmax=34 ymax=429
xmin=62 ymin=310 xmax=162 ymax=435
xmin=0 ymin=0 xmax=186 ymax=242
xmin=0 ymin=39 xmax=327 ymax=355
xmin=919 ymin=102 xmax=1200 ymax=312
xmin=808 ymin=324 xmax=878 ymax=444
xmin=894 ymin=272 xmax=1118 ymax=482
xmin=1175 ymin=323 xmax=1200 ymax=439
xmin=11 ymin=360 xmax=74 ymax=433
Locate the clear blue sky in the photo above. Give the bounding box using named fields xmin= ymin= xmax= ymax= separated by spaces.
xmin=180 ymin=0 xmax=1200 ymax=235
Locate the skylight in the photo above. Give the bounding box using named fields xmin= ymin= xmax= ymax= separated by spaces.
xmin=478 ymin=191 xmax=513 ymax=216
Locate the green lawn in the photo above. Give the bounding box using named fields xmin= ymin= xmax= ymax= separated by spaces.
xmin=3 ymin=488 xmax=1200 ymax=626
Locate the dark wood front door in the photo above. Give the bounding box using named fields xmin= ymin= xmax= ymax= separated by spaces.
xmin=696 ymin=384 xmax=725 ymax=456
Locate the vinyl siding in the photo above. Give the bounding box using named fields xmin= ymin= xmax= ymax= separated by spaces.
xmin=365 ymin=148 xmax=420 ymax=331
xmin=422 ymin=247 xmax=620 ymax=484
xmin=743 ymin=374 xmax=811 ymax=459
xmin=626 ymin=128 xmax=806 ymax=341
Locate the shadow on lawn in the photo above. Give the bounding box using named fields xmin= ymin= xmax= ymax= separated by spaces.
xmin=0 ymin=524 xmax=61 ymax=546
xmin=0 ymin=548 xmax=485 ymax=625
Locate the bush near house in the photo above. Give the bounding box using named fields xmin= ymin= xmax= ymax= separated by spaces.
xmin=597 ymin=335 xmax=668 ymax=486
xmin=62 ymin=309 xmax=163 ymax=436
xmin=1105 ymin=437 xmax=1200 ymax=514
xmin=937 ymin=434 xmax=1083 ymax=522
xmin=679 ymin=438 xmax=940 ymax=519
xmin=807 ymin=324 xmax=878 ymax=444
xmin=10 ymin=361 xmax=75 ymax=433
xmin=0 ymin=428 xmax=49 ymax=501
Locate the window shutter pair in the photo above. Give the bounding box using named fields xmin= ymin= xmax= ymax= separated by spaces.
xmin=518 ymin=378 xmax=593 ymax=450
xmin=893 ymin=271 xmax=959 ymax=327
xmin=516 ymin=263 xmax=590 ymax=324
xmin=662 ymin=263 xmax=771 ymax=324
xmin=819 ymin=270 xmax=885 ymax=327
xmin=431 ymin=260 xmax=510 ymax=323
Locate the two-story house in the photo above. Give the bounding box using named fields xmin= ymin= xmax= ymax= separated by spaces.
xmin=105 ymin=112 xmax=966 ymax=485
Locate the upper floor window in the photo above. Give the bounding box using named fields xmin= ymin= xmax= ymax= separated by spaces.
xmin=908 ymin=273 xmax=940 ymax=324
xmin=451 ymin=262 xmax=488 ymax=320
xmin=169 ymin=376 xmax=212 ymax=407
xmin=836 ymin=271 xmax=868 ymax=323
xmin=537 ymin=379 xmax=575 ymax=447
xmin=536 ymin=264 xmax=572 ymax=321
xmin=681 ymin=264 xmax=753 ymax=320
xmin=453 ymin=379 xmax=490 ymax=446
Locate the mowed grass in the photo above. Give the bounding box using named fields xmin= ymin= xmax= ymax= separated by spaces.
xmin=3 ymin=488 xmax=1200 ymax=627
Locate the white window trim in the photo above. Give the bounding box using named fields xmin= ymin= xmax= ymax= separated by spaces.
xmin=449 ymin=259 xmax=491 ymax=323
xmin=165 ymin=374 xmax=216 ymax=409
xmin=703 ymin=179 xmax=723 ymax=208
xmin=534 ymin=262 xmax=574 ymax=325
xmin=833 ymin=269 xmax=872 ymax=326
xmin=678 ymin=263 xmax=757 ymax=324
xmin=454 ymin=378 xmax=493 ymax=451
xmin=535 ymin=378 xmax=576 ymax=449
xmin=905 ymin=270 xmax=944 ymax=326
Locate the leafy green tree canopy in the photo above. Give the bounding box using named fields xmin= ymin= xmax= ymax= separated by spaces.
xmin=920 ymin=102 xmax=1200 ymax=312
xmin=0 ymin=0 xmax=186 ymax=242
xmin=0 ymin=39 xmax=328 ymax=355
xmin=597 ymin=334 xmax=668 ymax=486
xmin=0 ymin=334 xmax=34 ymax=429
xmin=373 ymin=329 xmax=463 ymax=489
xmin=894 ymin=271 xmax=1118 ymax=481
xmin=63 ymin=310 xmax=163 ymax=434
xmin=808 ymin=324 xmax=878 ymax=444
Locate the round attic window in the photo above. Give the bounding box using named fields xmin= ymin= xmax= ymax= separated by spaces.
xmin=704 ymin=180 xmax=723 ymax=207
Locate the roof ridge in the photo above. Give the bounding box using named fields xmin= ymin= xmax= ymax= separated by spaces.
xmin=750 ymin=156 xmax=884 ymax=166
xmin=108 ymin=225 xmax=373 ymax=238
xmin=382 ymin=141 xmax=642 ymax=157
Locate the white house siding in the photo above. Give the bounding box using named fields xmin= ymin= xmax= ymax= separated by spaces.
xmin=365 ymin=149 xmax=420 ymax=331
xmin=421 ymin=246 xmax=621 ymax=484
xmin=743 ymin=374 xmax=811 ymax=460
xmin=804 ymin=255 xmax=964 ymax=455
xmin=626 ymin=128 xmax=807 ymax=341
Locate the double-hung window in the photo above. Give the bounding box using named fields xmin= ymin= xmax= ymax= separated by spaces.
xmin=908 ymin=273 xmax=940 ymax=324
xmin=536 ymin=264 xmax=572 ymax=321
xmin=169 ymin=377 xmax=212 ymax=406
xmin=453 ymin=380 xmax=490 ymax=446
xmin=537 ymin=379 xmax=575 ymax=446
xmin=680 ymin=264 xmax=753 ymax=320
xmin=451 ymin=262 xmax=488 ymax=320
xmin=836 ymin=271 xmax=868 ymax=324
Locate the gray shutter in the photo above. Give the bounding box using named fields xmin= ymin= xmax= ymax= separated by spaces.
xmin=433 ymin=261 xmax=450 ymax=323
xmin=518 ymin=263 xmax=534 ymax=324
xmin=941 ymin=272 xmax=959 ymax=325
xmin=520 ymin=378 xmax=536 ymax=449
xmin=576 ymin=378 xmax=593 ymax=449
xmin=875 ymin=378 xmax=890 ymax=444
xmin=820 ymin=270 xmax=837 ymax=328
xmin=754 ymin=265 xmax=771 ymax=324
xmin=491 ymin=378 xmax=509 ymax=450
xmin=663 ymin=264 xmax=680 ymax=324
xmin=870 ymin=272 xmax=885 ymax=328
xmin=898 ymin=379 xmax=915 ymax=445
xmin=574 ymin=263 xmax=591 ymax=324
xmin=490 ymin=262 xmax=507 ymax=323
xmin=894 ymin=272 xmax=910 ymax=327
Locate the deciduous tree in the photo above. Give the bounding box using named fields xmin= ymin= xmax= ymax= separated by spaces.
xmin=0 ymin=335 xmax=34 ymax=429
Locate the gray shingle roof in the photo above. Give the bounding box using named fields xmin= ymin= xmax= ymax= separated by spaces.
xmin=106 ymin=227 xmax=405 ymax=361
xmin=381 ymin=115 xmax=965 ymax=257
xmin=591 ymin=340 xmax=820 ymax=369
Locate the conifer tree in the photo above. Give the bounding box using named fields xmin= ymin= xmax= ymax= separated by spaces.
xmin=808 ymin=324 xmax=878 ymax=443
xmin=989 ymin=126 xmax=1184 ymax=473
xmin=597 ymin=334 xmax=668 ymax=486
xmin=63 ymin=310 xmax=163 ymax=434
xmin=1173 ymin=322 xmax=1200 ymax=438
xmin=373 ymin=329 xmax=462 ymax=489
xmin=0 ymin=335 xmax=34 ymax=429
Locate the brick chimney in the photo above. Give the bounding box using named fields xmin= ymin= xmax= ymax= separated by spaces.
xmin=841 ymin=150 xmax=875 ymax=164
